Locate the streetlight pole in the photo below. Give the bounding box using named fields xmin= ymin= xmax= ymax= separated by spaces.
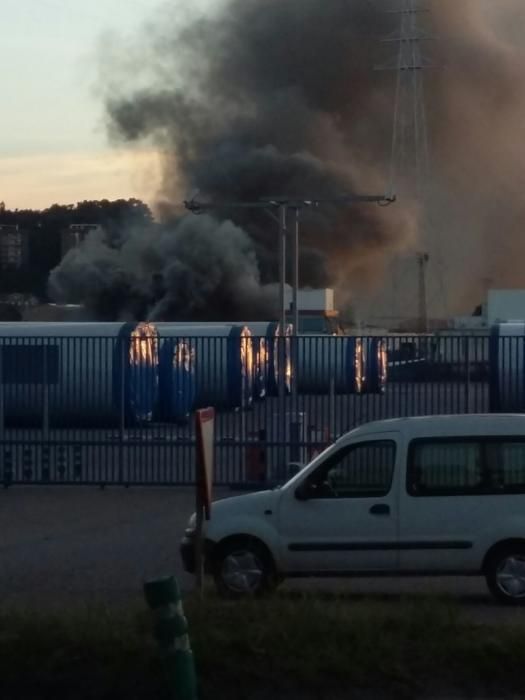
xmin=278 ymin=203 xmax=288 ymax=339
xmin=184 ymin=191 xmax=394 ymax=372
xmin=185 ymin=192 xmax=395 ymax=337
xmin=292 ymin=208 xmax=300 ymax=335
xmin=184 ymin=191 xmax=395 ymax=481
xmin=260 ymin=194 xmax=396 ymax=336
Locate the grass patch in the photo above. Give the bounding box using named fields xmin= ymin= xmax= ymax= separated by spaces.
xmin=1 ymin=594 xmax=525 ymax=699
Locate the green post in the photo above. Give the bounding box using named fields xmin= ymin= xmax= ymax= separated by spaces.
xmin=144 ymin=576 xmax=197 ymax=700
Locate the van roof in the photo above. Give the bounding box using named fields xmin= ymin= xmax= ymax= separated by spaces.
xmin=344 ymin=414 xmax=525 ymax=441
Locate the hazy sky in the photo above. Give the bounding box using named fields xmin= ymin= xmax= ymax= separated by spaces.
xmin=1 ymin=0 xmax=165 ymax=209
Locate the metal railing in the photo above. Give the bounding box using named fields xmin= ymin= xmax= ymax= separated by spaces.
xmin=0 ymin=331 xmax=519 ymax=487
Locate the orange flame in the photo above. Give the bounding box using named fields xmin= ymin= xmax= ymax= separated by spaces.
xmin=130 ymin=322 xmax=158 ymax=365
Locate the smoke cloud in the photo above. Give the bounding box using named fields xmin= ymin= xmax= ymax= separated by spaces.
xmin=50 ymin=216 xmax=278 ymax=321
xmin=50 ymin=0 xmax=525 ymax=323
xmin=426 ymin=0 xmax=525 ymax=316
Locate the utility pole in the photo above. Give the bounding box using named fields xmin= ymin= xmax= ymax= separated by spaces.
xmin=292 ymin=207 xmax=300 ymax=334
xmin=184 ymin=192 xmax=394 ymax=432
xmin=185 ymin=191 xmax=394 ymax=481
xmin=278 ymin=204 xmax=287 ymax=339
xmin=259 ymin=194 xmax=395 ymax=335
xmin=417 ymin=251 xmax=429 ymax=333
xmin=185 ymin=193 xmax=394 ymax=338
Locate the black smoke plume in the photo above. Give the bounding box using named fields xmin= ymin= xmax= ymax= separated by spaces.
xmin=50 ymin=0 xmax=525 ymax=322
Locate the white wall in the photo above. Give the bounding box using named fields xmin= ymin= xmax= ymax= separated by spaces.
xmin=452 ymin=316 xmax=487 ymax=330
xmin=487 ymin=290 xmax=525 ymax=325
xmin=285 ymin=287 xmax=335 ymax=312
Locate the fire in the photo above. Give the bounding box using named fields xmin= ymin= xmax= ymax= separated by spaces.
xmin=285 ymin=335 xmax=292 ymax=386
xmin=130 ymin=322 xmax=158 ymax=365
xmin=258 ymin=338 xmax=268 ymax=368
xmin=174 ymin=340 xmax=193 ymax=372
xmin=378 ymin=340 xmax=388 ymax=385
xmin=240 ymin=328 xmax=254 ymax=378
xmin=355 ymin=338 xmax=364 ymax=393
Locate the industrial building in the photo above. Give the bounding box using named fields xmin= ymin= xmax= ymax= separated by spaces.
xmin=0 ymin=225 xmax=28 ymax=269
xmin=285 ymin=286 xmax=343 ymax=334
xmin=453 ymin=290 xmax=525 ymax=330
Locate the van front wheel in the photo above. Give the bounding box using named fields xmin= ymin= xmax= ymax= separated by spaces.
xmin=486 ymin=545 xmax=525 ymax=605
xmin=213 ymin=539 xmax=278 ymax=598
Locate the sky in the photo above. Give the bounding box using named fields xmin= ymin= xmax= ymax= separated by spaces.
xmin=0 ymin=0 xmax=169 ymax=210
xmin=1 ymin=0 xmax=517 ymax=214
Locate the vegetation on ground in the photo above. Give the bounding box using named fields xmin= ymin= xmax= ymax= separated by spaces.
xmin=1 ymin=593 xmax=524 ymax=699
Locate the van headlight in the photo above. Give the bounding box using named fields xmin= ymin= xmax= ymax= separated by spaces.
xmin=184 ymin=512 xmax=197 ymax=538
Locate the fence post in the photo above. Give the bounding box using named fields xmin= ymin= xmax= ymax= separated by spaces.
xmin=42 ymin=340 xmax=50 ymax=483
xmin=143 ymin=576 xmax=197 ymax=700
xmin=464 ymin=337 xmax=471 ymax=413
xmin=0 ymin=343 xmax=6 ymax=487
xmin=42 ymin=340 xmax=50 ymax=440
xmin=0 ymin=341 xmax=4 ymax=441
xmin=329 ymin=374 xmax=336 ymax=441
xmin=245 ymin=428 xmax=267 ymax=484
xmin=119 ymin=338 xmax=126 ymax=484
xmin=278 ymin=332 xmax=287 ymax=481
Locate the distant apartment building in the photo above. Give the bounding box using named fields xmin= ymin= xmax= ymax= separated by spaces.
xmin=61 ymin=224 xmax=102 ymax=258
xmin=0 ymin=225 xmax=29 ymax=269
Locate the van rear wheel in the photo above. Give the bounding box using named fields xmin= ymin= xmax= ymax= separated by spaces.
xmin=213 ymin=539 xmax=277 ymax=599
xmin=486 ymin=545 xmax=525 ymax=605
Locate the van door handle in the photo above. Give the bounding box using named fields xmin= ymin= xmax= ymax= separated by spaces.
xmin=369 ymin=504 xmax=390 ymax=516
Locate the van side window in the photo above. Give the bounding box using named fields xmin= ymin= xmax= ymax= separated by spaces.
xmin=486 ymin=441 xmax=525 ymax=492
xmin=408 ymin=440 xmax=483 ymax=496
xmin=308 ymin=441 xmax=396 ymax=498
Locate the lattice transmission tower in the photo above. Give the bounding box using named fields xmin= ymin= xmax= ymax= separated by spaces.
xmin=376 ymin=0 xmax=448 ymax=330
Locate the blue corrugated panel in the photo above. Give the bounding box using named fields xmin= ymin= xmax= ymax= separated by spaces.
xmin=345 ymin=336 xmax=364 ymax=394
xmin=363 ymin=337 xmax=388 ymax=394
xmin=115 ymin=323 xmax=159 ymax=424
xmin=158 ymin=338 xmax=196 ymax=422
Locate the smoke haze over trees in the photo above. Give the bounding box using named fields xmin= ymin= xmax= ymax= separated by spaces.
xmin=0 ymin=199 xmax=152 ymax=301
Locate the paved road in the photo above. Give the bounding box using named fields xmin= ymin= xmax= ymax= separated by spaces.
xmin=1 ymin=486 xmax=525 ymax=625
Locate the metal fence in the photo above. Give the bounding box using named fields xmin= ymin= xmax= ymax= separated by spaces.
xmin=0 ymin=331 xmax=521 ymax=487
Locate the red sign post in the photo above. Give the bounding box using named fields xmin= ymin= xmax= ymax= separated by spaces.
xmin=195 ymin=408 xmax=215 ymax=593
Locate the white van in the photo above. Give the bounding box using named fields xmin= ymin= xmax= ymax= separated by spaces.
xmin=180 ymin=415 xmax=525 ymax=604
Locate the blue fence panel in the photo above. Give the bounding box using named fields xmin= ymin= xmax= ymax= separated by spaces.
xmin=0 ymin=330 xmax=507 ymax=487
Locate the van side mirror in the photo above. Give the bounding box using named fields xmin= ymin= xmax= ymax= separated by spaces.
xmin=295 ymin=481 xmax=311 ymax=501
